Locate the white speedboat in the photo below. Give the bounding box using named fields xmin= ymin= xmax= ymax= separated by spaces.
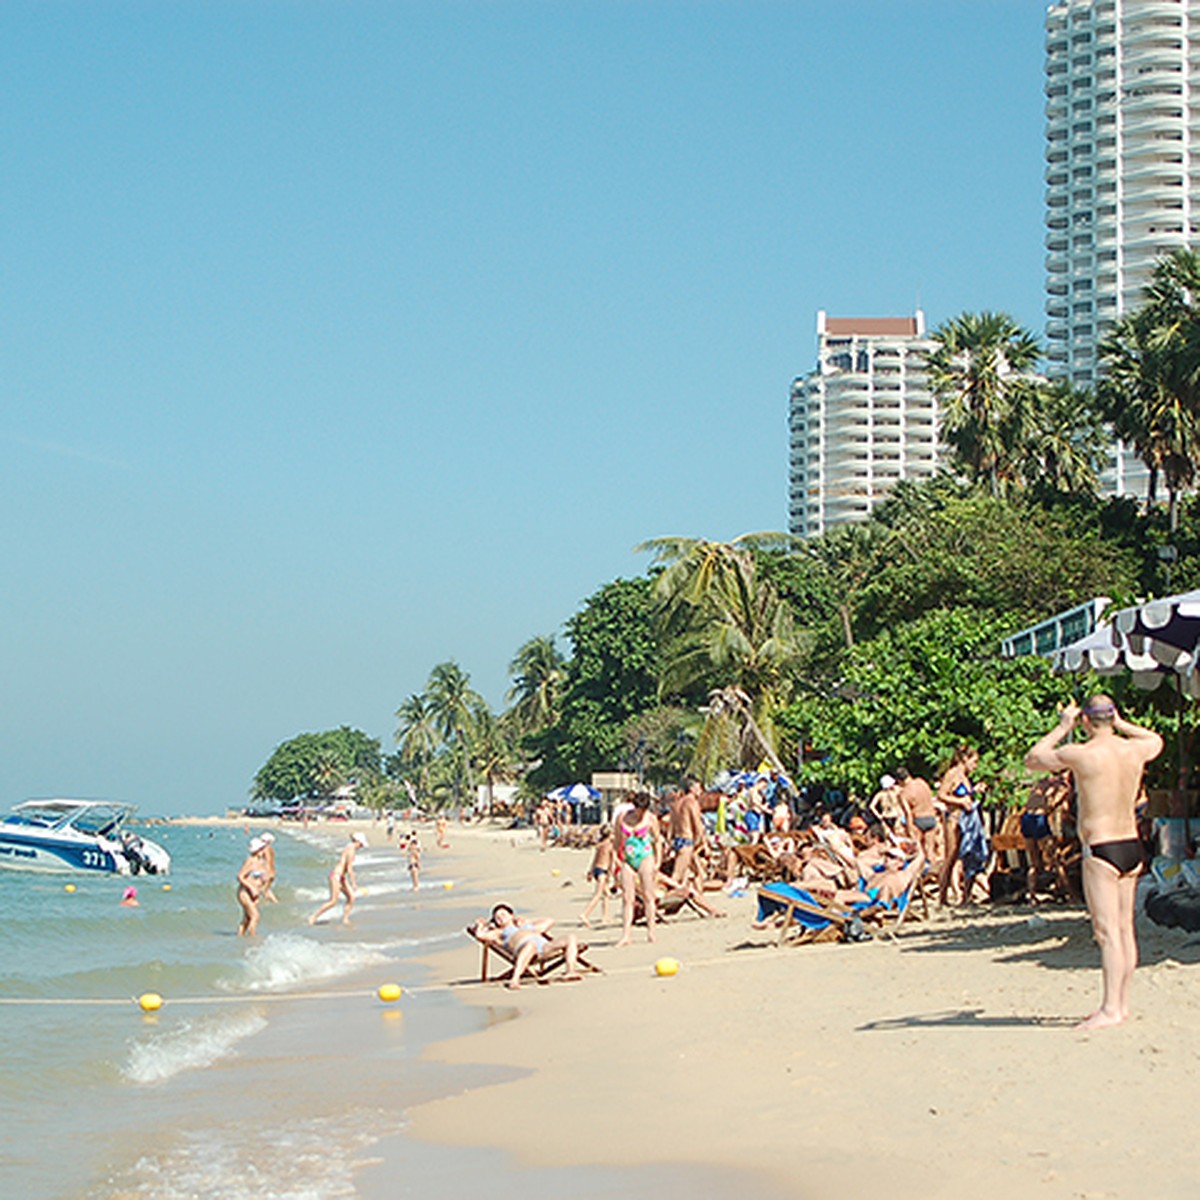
xmin=0 ymin=800 xmax=171 ymax=876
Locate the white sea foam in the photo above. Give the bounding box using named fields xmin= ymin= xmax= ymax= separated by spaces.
xmin=101 ymin=1112 xmax=384 ymax=1199
xmin=226 ymin=932 xmax=392 ymax=993
xmin=123 ymin=1010 xmax=268 ymax=1085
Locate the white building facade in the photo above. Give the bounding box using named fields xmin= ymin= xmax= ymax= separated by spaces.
xmin=1045 ymin=0 xmax=1200 ymax=494
xmin=788 ymin=312 xmax=939 ymax=539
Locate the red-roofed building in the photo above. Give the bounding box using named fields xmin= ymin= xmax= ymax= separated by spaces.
xmin=788 ymin=310 xmax=939 ymax=538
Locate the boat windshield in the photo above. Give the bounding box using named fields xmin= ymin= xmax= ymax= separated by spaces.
xmin=6 ymin=801 xmax=134 ymax=836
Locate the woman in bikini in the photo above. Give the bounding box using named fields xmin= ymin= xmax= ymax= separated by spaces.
xmin=475 ymin=903 xmax=583 ymax=990
xmin=309 ymin=831 xmax=367 ymax=925
xmin=237 ymin=837 xmax=269 ymax=936
xmin=579 ymin=826 xmax=615 ymax=926
xmin=937 ymin=745 xmax=980 ymax=906
xmin=615 ymin=792 xmax=662 ymax=946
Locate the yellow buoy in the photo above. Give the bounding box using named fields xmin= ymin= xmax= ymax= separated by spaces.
xmin=551 ymin=868 xmax=561 ymax=877
xmin=64 ymin=883 xmax=76 ymax=893
xmin=138 ymin=992 xmax=164 ymax=1013
xmin=442 ymin=881 xmax=454 ymax=890
xmin=654 ymin=957 xmax=680 ymax=978
xmin=377 ymin=983 xmax=403 ymax=1003
xmin=161 ymin=883 xmax=172 ymax=891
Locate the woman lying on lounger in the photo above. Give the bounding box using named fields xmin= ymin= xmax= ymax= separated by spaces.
xmin=471 ymin=904 xmax=584 ymax=989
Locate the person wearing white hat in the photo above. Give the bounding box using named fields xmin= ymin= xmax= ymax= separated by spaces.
xmin=256 ymin=831 xmax=279 ymax=904
xmin=869 ymin=774 xmax=903 ymax=832
xmin=237 ymin=839 xmax=270 ymax=937
xmin=309 ymin=832 xmax=367 ymax=926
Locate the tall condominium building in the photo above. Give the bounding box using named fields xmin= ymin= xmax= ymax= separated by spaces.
xmin=1045 ymin=0 xmax=1200 ymax=494
xmin=787 ymin=312 xmax=938 ymax=539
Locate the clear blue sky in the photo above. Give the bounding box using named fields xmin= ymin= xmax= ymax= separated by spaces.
xmin=1 ymin=1 xmax=1049 ymax=814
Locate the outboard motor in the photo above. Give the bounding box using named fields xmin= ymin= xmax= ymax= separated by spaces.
xmin=120 ymin=831 xmax=151 ymax=875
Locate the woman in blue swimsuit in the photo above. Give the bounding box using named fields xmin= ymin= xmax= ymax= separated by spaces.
xmin=615 ymin=792 xmax=662 ymax=947
xmin=937 ymin=745 xmax=981 ymax=906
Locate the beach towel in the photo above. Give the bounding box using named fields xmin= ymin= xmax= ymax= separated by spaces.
xmin=958 ymin=806 xmax=990 ymax=878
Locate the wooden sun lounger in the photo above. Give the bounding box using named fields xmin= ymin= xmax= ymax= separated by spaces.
xmin=465 ymin=925 xmax=601 ymax=985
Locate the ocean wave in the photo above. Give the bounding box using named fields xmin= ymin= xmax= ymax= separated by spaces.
xmin=123 ymin=1010 xmax=268 ymax=1085
xmin=224 ymin=932 xmax=392 ymax=993
xmin=99 ymin=1112 xmax=383 ymax=1199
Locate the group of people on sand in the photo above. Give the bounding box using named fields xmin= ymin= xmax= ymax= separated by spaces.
xmin=579 ymin=783 xmax=730 ymax=946
xmin=526 ymin=694 xmax=1161 ymax=1031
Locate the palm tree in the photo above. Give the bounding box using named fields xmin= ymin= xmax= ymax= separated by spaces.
xmin=394 ymin=693 xmax=439 ymax=801
xmin=1099 ymin=248 xmax=1200 ymax=529
xmin=506 ymin=635 xmax=566 ymax=735
xmin=636 ymin=534 xmax=804 ymax=770
xmin=471 ymin=708 xmax=516 ymax=817
xmin=803 ymin=522 xmax=892 ymax=649
xmin=425 ymin=661 xmax=487 ymax=806
xmin=310 ymin=752 xmax=344 ymax=799
xmin=1019 ymin=378 xmax=1106 ymax=497
xmin=690 ymin=686 xmax=790 ymax=783
xmin=927 ymin=312 xmax=1042 ymax=496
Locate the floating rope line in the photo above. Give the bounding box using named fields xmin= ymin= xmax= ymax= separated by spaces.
xmin=0 ymin=940 xmax=800 ymax=1009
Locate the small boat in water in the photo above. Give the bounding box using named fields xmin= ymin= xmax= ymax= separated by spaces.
xmin=0 ymin=799 xmax=171 ymax=875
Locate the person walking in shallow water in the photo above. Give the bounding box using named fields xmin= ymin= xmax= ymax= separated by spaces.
xmin=408 ymin=834 xmax=421 ymax=891
xmin=237 ymin=838 xmax=269 ymax=936
xmin=1026 ymin=696 xmax=1162 ymax=1030
xmin=309 ymin=831 xmax=367 ymax=926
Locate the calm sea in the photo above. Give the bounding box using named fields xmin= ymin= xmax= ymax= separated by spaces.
xmin=0 ymin=821 xmax=480 ymax=1200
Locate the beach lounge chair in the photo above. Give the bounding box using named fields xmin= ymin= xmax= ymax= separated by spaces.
xmin=755 ymin=884 xmax=870 ymax=946
xmin=465 ymin=924 xmax=601 ymax=985
xmin=756 ymin=870 xmax=922 ymax=946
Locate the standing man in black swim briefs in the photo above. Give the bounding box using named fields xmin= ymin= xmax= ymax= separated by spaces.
xmin=1026 ymin=695 xmax=1163 ymax=1030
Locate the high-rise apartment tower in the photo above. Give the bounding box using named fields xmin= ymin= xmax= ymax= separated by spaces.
xmin=787 ymin=312 xmax=938 ymax=539
xmin=1045 ymin=0 xmax=1200 ymax=493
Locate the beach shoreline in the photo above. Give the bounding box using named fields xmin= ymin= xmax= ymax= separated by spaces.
xmin=346 ymin=820 xmax=1200 ymax=1200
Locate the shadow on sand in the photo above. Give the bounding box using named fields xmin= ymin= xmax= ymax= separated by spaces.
xmin=857 ymin=1006 xmax=1077 ymax=1032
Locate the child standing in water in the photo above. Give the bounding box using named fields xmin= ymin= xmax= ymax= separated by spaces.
xmin=579 ymin=826 xmax=615 ymax=926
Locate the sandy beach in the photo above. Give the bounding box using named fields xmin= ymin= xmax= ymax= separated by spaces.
xmin=334 ymin=820 xmax=1200 ymax=1200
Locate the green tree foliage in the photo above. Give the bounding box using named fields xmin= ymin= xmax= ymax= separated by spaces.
xmin=778 ymin=609 xmax=1065 ymax=804
xmin=252 ymin=727 xmax=382 ymax=802
xmin=636 ymin=534 xmax=807 ymax=765
xmin=619 ymin=705 xmax=698 ymax=786
xmin=853 ymin=486 xmax=1139 ymax=641
xmin=506 ymin=635 xmax=566 ymax=735
xmin=393 ymin=692 xmax=439 ymax=798
xmin=526 ymin=576 xmax=660 ymax=787
xmin=927 ymin=311 xmax=1042 ymax=496
xmin=928 ymin=312 xmax=1107 ymax=500
xmin=399 ymin=661 xmax=489 ymax=807
xmin=1099 ymin=248 xmax=1200 ymax=529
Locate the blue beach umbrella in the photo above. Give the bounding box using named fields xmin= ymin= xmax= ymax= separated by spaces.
xmin=546 ymin=783 xmax=601 ymax=805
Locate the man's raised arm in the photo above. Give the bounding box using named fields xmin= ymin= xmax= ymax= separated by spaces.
xmin=1113 ymin=710 xmax=1164 ymax=760
xmin=1025 ymin=702 xmax=1080 ymax=774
